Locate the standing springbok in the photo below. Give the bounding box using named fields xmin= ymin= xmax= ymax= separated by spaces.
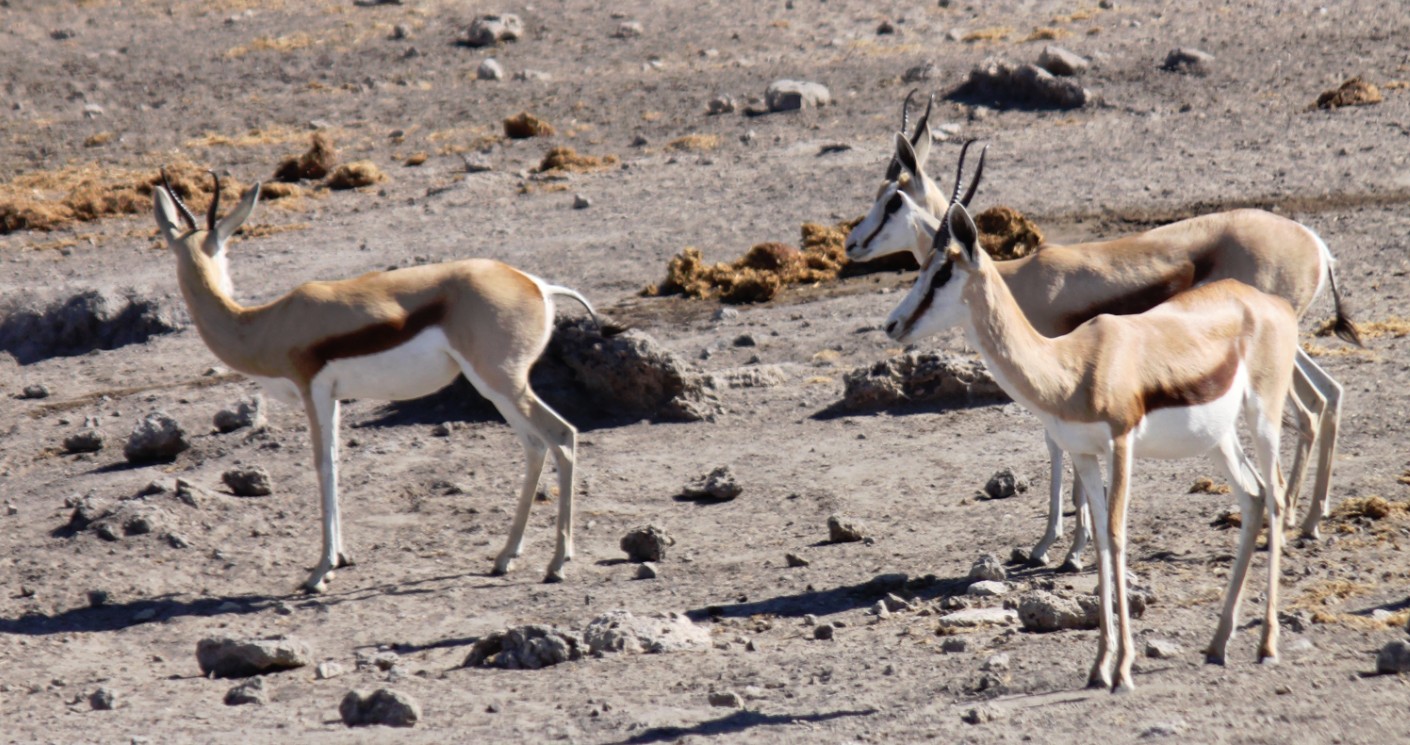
xmin=889 ymin=202 xmax=1298 ymax=692
xmin=153 ymin=171 xmax=601 ymax=592
xmin=850 ymin=135 xmax=1356 ymax=569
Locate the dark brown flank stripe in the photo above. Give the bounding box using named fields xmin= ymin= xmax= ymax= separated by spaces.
xmin=298 ymin=300 xmax=448 ymax=378
xmin=1140 ymin=344 xmax=1241 ymax=415
xmin=1055 ymin=251 xmax=1218 ymax=335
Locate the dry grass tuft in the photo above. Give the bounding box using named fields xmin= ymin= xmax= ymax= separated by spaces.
xmin=1024 ymin=27 xmax=1067 ymax=42
xmin=667 ymin=134 xmax=721 ymax=152
xmin=1334 ymin=495 xmax=1408 ymax=521
xmin=503 ymin=111 xmax=557 ymax=139
xmin=325 ymin=161 xmax=386 ymax=190
xmin=226 ymin=32 xmax=317 ymax=59
xmin=1301 ymin=341 xmax=1378 ymax=360
xmin=83 ymin=131 xmax=116 ymax=148
xmin=962 ymin=27 xmax=1013 ymax=43
xmin=645 ymin=220 xmax=856 ymax=304
xmin=976 ymin=205 xmax=1045 ymax=260
xmin=274 ymin=133 xmax=338 ymax=182
xmin=259 ymin=182 xmax=303 ymax=200
xmin=404 ymin=152 xmax=429 ymax=167
xmin=1398 ymin=468 xmax=1410 ymax=486
xmin=1288 ymin=579 xmax=1376 ymax=611
xmin=537 ymin=147 xmax=619 ymax=173
xmin=1316 ymin=77 xmax=1383 ymax=109
xmin=1189 ymin=477 xmax=1232 ymax=495
xmin=0 ymin=161 xmax=245 ymax=235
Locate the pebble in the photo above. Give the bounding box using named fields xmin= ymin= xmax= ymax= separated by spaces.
xmin=708 ymin=690 xmax=743 ymax=708
xmin=707 ymin=95 xmax=738 ymax=115
xmin=903 ymin=61 xmax=937 ymax=82
xmin=784 ymin=552 xmax=809 ymax=568
xmin=936 ymin=607 xmax=1019 ymax=629
xmin=573 ymin=194 xmax=591 ymax=210
xmin=222 ymin=466 xmax=273 ymax=497
xmin=967 ymin=580 xmax=1009 ymax=597
xmin=340 ymin=688 xmax=421 ymax=728
xmin=827 ymin=514 xmax=867 ymax=543
xmin=765 ymin=79 xmax=831 ymax=111
xmin=969 ymin=553 xmax=1007 ymax=582
xmin=89 ymin=687 xmax=116 ymax=710
xmin=813 ymin=623 xmax=835 ymax=640
xmin=213 ymin=396 xmax=265 ymax=433
xmin=224 ymin=678 xmax=267 ymax=706
xmin=1163 ymin=47 xmax=1214 ymax=76
xmin=477 ymin=58 xmax=504 ymax=81
xmin=962 ymin=705 xmax=1001 ymax=724
xmin=635 ymin=562 xmax=659 ymax=580
xmin=465 ymin=14 xmax=522 ymax=47
xmin=19 ymin=384 xmax=50 ymax=399
xmin=613 ymin=21 xmax=643 ymax=39
xmin=620 ymin=524 xmax=674 ymax=562
xmin=1376 ymin=639 xmax=1410 ymax=674
xmin=316 ymin=661 xmax=346 ymax=680
xmin=196 ymin=636 xmax=313 ymax=678
xmin=983 ymin=468 xmax=1028 ymax=499
xmin=1037 ymin=45 xmax=1089 ymax=77
xmin=683 ymin=465 xmax=743 ymax=500
xmin=941 ymin=638 xmax=968 ymax=653
xmin=63 ymin=429 xmax=105 ymax=454
xmin=1145 ymin=638 xmax=1183 ymax=659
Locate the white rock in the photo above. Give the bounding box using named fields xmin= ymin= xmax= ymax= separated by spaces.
xmin=936 ymin=607 xmax=1019 ymax=629
xmin=966 ymin=580 xmax=1009 ymax=597
xmin=765 ymin=79 xmax=831 ymax=111
xmin=477 ymin=58 xmax=504 ymax=81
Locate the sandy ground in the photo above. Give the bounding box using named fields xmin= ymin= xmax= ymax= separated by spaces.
xmin=2 ymin=0 xmax=1410 ymax=742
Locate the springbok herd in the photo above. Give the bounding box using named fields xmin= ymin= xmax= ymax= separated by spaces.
xmin=151 ymin=92 xmax=1362 ymax=694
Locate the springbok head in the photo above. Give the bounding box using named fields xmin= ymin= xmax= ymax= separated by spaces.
xmin=884 ymin=201 xmax=985 ymax=345
xmin=846 ymin=136 xmax=986 ymax=264
xmin=153 ymin=169 xmax=261 ymax=296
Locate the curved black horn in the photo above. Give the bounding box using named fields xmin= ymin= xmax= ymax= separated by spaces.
xmin=949 ymin=139 xmax=975 ymax=205
xmin=960 ymin=144 xmax=987 ymax=208
xmin=901 ymin=88 xmax=918 ymax=135
xmin=160 ymin=167 xmax=198 ymax=231
xmin=912 ymin=92 xmax=935 ymax=144
xmin=205 ymin=170 xmax=221 ymax=231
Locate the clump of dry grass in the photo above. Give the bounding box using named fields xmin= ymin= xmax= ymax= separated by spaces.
xmin=1024 ymin=27 xmax=1067 ymax=42
xmin=645 ymin=220 xmax=855 ymax=304
xmin=976 ymin=205 xmax=1045 ymax=260
xmin=1189 ymin=477 xmax=1232 ymax=495
xmin=1334 ymin=495 xmax=1408 ymax=521
xmin=1397 ymin=467 xmax=1410 ymax=486
xmin=0 ymin=161 xmax=244 ymax=235
xmin=1316 ymin=78 xmax=1383 ymax=109
xmin=1287 ymin=579 xmax=1375 ymax=611
xmin=962 ymin=27 xmax=1012 ymax=43
xmin=274 ymin=133 xmax=338 ymax=182
xmin=667 ymin=134 xmax=720 ymax=152
xmin=326 ymin=161 xmax=386 ymax=190
xmin=503 ymin=111 xmax=556 ymax=139
xmin=537 ymin=147 xmax=619 ymax=173
xmin=83 ymin=132 xmax=116 ymax=148
xmin=404 ymin=152 xmax=429 ymax=167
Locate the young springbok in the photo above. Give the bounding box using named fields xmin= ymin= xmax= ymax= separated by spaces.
xmin=154 ymin=171 xmax=600 ymax=592
xmin=889 ymin=202 xmax=1299 ymax=692
xmin=851 ymin=135 xmax=1356 ymax=569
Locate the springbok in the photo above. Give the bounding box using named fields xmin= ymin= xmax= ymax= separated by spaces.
xmin=153 ymin=170 xmax=603 ymax=592
xmin=889 ymin=202 xmax=1298 ymax=692
xmin=851 ymin=135 xmax=1357 ymax=569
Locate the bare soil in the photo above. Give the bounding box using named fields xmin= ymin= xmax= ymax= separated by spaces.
xmin=2 ymin=1 xmax=1410 ymax=742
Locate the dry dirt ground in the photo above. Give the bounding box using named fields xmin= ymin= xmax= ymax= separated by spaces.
xmin=3 ymin=0 xmax=1410 ymax=742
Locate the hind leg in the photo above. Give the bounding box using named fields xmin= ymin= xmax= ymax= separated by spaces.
xmin=1294 ymin=350 xmax=1343 ymax=539
xmin=1205 ymin=435 xmax=1265 ymax=664
xmin=1029 ymin=435 xmax=1067 ymax=567
xmin=523 ymin=394 xmax=577 ymax=582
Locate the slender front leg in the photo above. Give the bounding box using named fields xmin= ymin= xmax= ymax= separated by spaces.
xmin=1206 ymin=435 xmax=1264 ymax=664
xmin=1028 ymin=434 xmax=1067 ymax=567
xmin=1107 ymin=434 xmax=1137 ymax=693
xmin=527 ymin=396 xmax=577 ymax=583
xmin=1073 ymin=453 xmax=1114 ymax=690
xmin=302 ymin=388 xmax=342 ymax=593
xmin=1059 ymin=466 xmax=1091 ymax=574
xmin=1253 ymin=413 xmax=1286 ymax=663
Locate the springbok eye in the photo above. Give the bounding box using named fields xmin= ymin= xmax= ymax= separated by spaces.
xmin=885 ymin=191 xmax=904 ymax=215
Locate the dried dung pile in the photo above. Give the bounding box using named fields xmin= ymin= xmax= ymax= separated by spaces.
xmin=646 ymin=218 xmax=858 ymax=304
xmin=326 ymin=161 xmax=386 ymax=190
xmin=537 ymin=147 xmax=619 ymax=174
xmin=1316 ymin=77 xmax=1382 ymax=109
xmin=975 ymin=205 xmax=1045 ymax=260
xmin=503 ymin=111 xmax=556 ymax=139
xmin=273 ymin=133 xmax=337 ymax=182
xmin=0 ymin=161 xmax=246 ymax=235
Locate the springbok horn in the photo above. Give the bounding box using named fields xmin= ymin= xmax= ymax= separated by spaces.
xmin=206 ymin=170 xmax=221 ymax=231
xmin=950 ymin=139 xmax=975 ymax=205
xmin=912 ymin=92 xmax=934 ymax=143
xmin=901 ymin=88 xmax=918 ymax=134
xmin=960 ymin=144 xmax=987 ymax=208
xmin=160 ymin=168 xmax=198 ymax=231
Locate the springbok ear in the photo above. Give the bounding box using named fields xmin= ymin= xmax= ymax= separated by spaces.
xmin=894 ymin=132 xmax=920 ymax=179
xmin=947 ymin=203 xmax=980 ymax=265
xmin=153 ymin=187 xmax=182 ymax=243
xmin=213 ymin=183 xmax=261 ymax=246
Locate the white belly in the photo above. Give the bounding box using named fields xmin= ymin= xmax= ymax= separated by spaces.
xmin=313 ymin=327 xmax=462 ymax=401
xmin=250 ymin=375 xmax=303 ymax=407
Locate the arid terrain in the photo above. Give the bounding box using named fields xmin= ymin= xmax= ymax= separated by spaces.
xmin=2 ymin=1 xmax=1410 ymax=742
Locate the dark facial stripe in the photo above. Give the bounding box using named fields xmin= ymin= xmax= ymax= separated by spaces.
xmin=1141 ymin=345 xmax=1241 ymax=414
xmin=300 ymin=300 xmax=448 ymax=377
xmin=900 ymin=257 xmax=954 ymax=336
xmin=858 ymin=190 xmax=906 ymax=252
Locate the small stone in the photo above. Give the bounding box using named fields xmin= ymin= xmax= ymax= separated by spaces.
xmin=882 ymin=593 xmax=912 ymax=612
xmin=1010 ymin=547 xmax=1031 ymax=564
xmin=214 ymin=396 xmax=265 ymax=433
xmin=635 ymin=562 xmax=659 ymax=580
xmin=224 ymin=678 xmax=267 ymax=706
xmin=573 ymin=194 xmax=591 ymax=210
xmin=620 ymin=525 xmax=674 ymax=562
xmin=19 ymin=384 xmax=50 ymax=399
xmin=316 ymin=661 xmax=346 ymax=680
xmin=82 ymin=103 xmax=104 ymax=118
xmin=89 ymin=687 xmax=116 ymax=710
xmin=430 ymin=422 xmax=452 ymax=437
xmin=708 ymin=690 xmax=743 ymax=708
xmin=87 ymin=589 xmax=110 ymax=607
xmin=941 ymin=638 xmax=969 ymax=653
xmin=876 ymin=19 xmax=897 ymax=35
xmin=613 ymin=21 xmax=643 ymax=39
xmin=982 ymin=652 xmax=1011 ymax=672
xmin=222 ymin=466 xmax=272 ymax=497
xmin=1280 ymin=609 xmax=1313 ymax=633
xmin=967 ymin=580 xmax=1008 ymax=597
xmin=63 ymin=429 xmax=105 ymax=454
xmin=903 ymin=61 xmax=938 ymax=82
xmin=813 ymin=623 xmax=835 ymax=640
xmin=962 ymin=705 xmax=1001 ymax=724
xmin=132 ymin=608 xmax=157 ymax=622
xmin=196 ymin=637 xmax=313 ymax=678
xmin=477 ymin=58 xmax=504 ymax=81
xmin=121 ymin=412 xmax=187 ymax=465
xmin=936 ymin=607 xmax=1019 ymax=629
xmin=872 ymin=600 xmax=890 ymax=618
xmin=1162 ymin=47 xmax=1214 ymax=76
xmin=969 ymin=553 xmax=1007 ymax=582
xmin=765 ymin=79 xmax=831 ymax=112
xmin=1145 ymin=638 xmax=1183 ymax=659
xmin=784 ymin=552 xmax=809 ymax=568
xmin=5 ymin=503 xmax=16 ymax=516
xmin=983 ymin=468 xmax=1028 ymax=499
xmin=827 ymin=514 xmax=867 ymax=543
xmin=707 ymin=95 xmax=737 ymax=115
xmin=683 ymin=466 xmax=743 ymax=501
xmin=340 ymin=688 xmax=421 ymax=727
xmin=465 ymin=625 xmax=584 ymax=668
xmin=391 ymin=24 xmax=411 ymax=40
xmin=1037 ymin=45 xmax=1089 ymax=76
xmin=465 ymin=14 xmax=522 ymax=48
xmin=1376 ymin=639 xmax=1410 ymax=674
xmin=513 ymin=69 xmax=552 ymax=83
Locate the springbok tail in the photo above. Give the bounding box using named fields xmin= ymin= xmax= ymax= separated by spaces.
xmin=1312 ymin=229 xmax=1363 ymax=348
xmin=544 ymin=284 xmax=627 ymax=337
